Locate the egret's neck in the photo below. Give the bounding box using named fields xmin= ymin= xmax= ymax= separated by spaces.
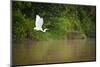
xmin=43 ymin=28 xmax=48 ymax=32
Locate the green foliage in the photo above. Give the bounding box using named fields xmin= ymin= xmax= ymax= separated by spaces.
xmin=12 ymin=1 xmax=96 ymax=42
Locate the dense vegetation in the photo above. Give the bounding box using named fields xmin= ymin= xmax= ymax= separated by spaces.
xmin=12 ymin=1 xmax=96 ymax=42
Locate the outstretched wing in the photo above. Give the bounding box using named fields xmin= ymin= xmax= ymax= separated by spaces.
xmin=35 ymin=15 xmax=43 ymax=28
xmin=39 ymin=18 xmax=43 ymax=28
xmin=35 ymin=15 xmax=40 ymax=27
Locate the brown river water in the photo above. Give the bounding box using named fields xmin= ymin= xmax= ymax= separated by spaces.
xmin=12 ymin=38 xmax=96 ymax=65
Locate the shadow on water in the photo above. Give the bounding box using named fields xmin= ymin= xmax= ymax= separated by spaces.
xmin=12 ymin=38 xmax=96 ymax=65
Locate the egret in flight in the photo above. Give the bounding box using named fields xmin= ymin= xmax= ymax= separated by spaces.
xmin=34 ymin=15 xmax=48 ymax=32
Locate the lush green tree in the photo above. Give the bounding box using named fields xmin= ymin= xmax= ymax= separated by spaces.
xmin=12 ymin=1 xmax=96 ymax=42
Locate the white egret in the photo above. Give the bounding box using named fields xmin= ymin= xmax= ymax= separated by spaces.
xmin=34 ymin=15 xmax=48 ymax=32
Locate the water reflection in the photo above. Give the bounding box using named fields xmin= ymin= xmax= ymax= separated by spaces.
xmin=12 ymin=38 xmax=96 ymax=65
